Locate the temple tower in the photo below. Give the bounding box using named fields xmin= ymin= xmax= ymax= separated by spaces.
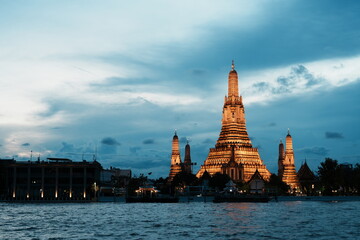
xmin=278 ymin=130 xmax=300 ymax=190
xmin=183 ymin=141 xmax=192 ymax=174
xmin=169 ymin=131 xmax=183 ymax=181
xmin=196 ymin=62 xmax=271 ymax=182
xmin=278 ymin=140 xmax=285 ymax=177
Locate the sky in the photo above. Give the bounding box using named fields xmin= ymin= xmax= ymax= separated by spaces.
xmin=0 ymin=0 xmax=360 ymax=178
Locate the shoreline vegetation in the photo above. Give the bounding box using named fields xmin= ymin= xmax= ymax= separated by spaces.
xmin=1 ymin=158 xmax=359 ymax=203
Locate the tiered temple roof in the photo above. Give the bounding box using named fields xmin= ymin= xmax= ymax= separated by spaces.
xmin=168 ymin=132 xmax=183 ymax=181
xmin=278 ymin=131 xmax=301 ymax=190
xmin=196 ymin=62 xmax=271 ymax=182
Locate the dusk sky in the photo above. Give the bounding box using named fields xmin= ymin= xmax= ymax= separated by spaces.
xmin=1 ymin=1 xmax=359 ymax=178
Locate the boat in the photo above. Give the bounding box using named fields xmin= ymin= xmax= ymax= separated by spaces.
xmin=212 ymin=179 xmax=270 ymax=203
xmin=126 ymin=181 xmax=179 ymax=203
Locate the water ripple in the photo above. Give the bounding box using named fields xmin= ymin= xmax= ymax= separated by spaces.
xmin=0 ymin=201 xmax=359 ymax=239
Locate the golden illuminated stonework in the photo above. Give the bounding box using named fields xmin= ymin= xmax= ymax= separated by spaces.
xmin=196 ymin=62 xmax=271 ymax=182
xmin=168 ymin=132 xmax=183 ymax=181
xmin=278 ymin=130 xmax=301 ymax=190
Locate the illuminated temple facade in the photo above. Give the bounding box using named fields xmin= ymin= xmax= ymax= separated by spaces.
xmin=196 ymin=62 xmax=271 ymax=182
xmin=278 ymin=130 xmax=300 ymax=190
xmin=168 ymin=132 xmax=193 ymax=181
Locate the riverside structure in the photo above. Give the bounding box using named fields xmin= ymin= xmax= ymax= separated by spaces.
xmin=0 ymin=158 xmax=102 ymax=201
xmin=196 ymin=62 xmax=271 ymax=181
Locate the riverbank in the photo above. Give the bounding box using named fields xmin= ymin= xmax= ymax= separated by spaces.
xmin=2 ymin=195 xmax=360 ymax=203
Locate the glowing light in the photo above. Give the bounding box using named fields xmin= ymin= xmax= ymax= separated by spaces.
xmin=55 ymin=191 xmax=58 ymax=198
xmin=69 ymin=191 xmax=72 ymax=198
xmin=83 ymin=191 xmax=86 ymax=198
xmin=12 ymin=192 xmax=16 ymax=198
xmin=26 ymin=193 xmax=29 ymax=199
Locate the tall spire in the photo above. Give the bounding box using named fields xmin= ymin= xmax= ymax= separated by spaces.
xmin=280 ymin=130 xmax=300 ymax=191
xmin=228 ymin=61 xmax=239 ymax=97
xmin=196 ymin=61 xmax=271 ymax=182
xmin=171 ymin=131 xmax=181 ymax=165
xmin=286 ymin=129 xmax=293 ymax=152
xmin=169 ymin=131 xmax=183 ymax=181
xmin=278 ymin=139 xmax=285 ymax=177
xmin=184 ymin=140 xmax=192 ymax=174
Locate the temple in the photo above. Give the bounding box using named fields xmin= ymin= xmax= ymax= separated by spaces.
xmin=297 ymin=160 xmax=316 ymax=195
xmin=196 ymin=62 xmax=271 ymax=182
xmin=183 ymin=140 xmax=192 ymax=174
xmin=168 ymin=132 xmax=183 ymax=181
xmin=278 ymin=130 xmax=301 ymax=190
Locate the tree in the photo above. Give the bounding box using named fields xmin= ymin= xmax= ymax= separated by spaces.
xmin=126 ymin=174 xmax=147 ymax=196
xmin=266 ymin=174 xmax=290 ymax=195
xmin=172 ymin=172 xmax=198 ymax=188
xmin=153 ymin=177 xmax=170 ymax=194
xmin=209 ymin=173 xmax=230 ymax=191
xmin=318 ymin=158 xmax=339 ymax=195
xmin=354 ymin=164 xmax=360 ymax=194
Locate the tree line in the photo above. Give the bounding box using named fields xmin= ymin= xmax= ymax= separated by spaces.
xmin=127 ymin=158 xmax=360 ymax=196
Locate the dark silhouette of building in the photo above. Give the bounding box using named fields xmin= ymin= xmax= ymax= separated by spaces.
xmin=0 ymin=158 xmax=102 ymax=201
xmin=297 ymin=160 xmax=316 ymax=195
xmin=183 ymin=140 xmax=193 ymax=174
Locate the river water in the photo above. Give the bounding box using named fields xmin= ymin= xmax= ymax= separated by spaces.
xmin=0 ymin=201 xmax=359 ymax=240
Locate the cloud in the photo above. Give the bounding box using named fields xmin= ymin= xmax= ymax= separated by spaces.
xmin=325 ymin=132 xmax=344 ymax=139
xmin=118 ymin=159 xmax=169 ymax=169
xmin=298 ymin=147 xmax=329 ymax=156
xmin=59 ymin=142 xmax=78 ymax=153
xmin=245 ymin=57 xmax=360 ymax=105
xmin=0 ymin=1 xmax=360 ymax=178
xmin=276 ymin=65 xmax=323 ymax=90
xmin=21 ymin=143 xmax=30 ymax=147
xmin=179 ymin=137 xmax=188 ymax=144
xmin=202 ymin=138 xmax=214 ymax=144
xmin=99 ymin=137 xmax=121 ymax=155
xmin=191 ymin=69 xmax=205 ymax=75
xmin=252 ymin=82 xmax=270 ymax=92
xmin=143 ymin=139 xmax=155 ymax=145
xmin=129 ymin=147 xmax=141 ymax=154
xmin=101 ymin=137 xmax=121 ymax=146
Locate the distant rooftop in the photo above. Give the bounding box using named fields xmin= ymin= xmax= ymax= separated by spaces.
xmin=47 ymin=158 xmax=72 ymax=162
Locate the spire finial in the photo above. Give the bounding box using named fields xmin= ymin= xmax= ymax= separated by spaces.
xmin=174 ymin=129 xmax=177 ymax=136
xmin=287 ymin=128 xmax=290 ymax=136
xmin=231 ymin=60 xmax=235 ymax=71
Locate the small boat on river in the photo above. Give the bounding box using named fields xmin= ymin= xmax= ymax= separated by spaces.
xmin=126 ymin=182 xmax=179 ymax=203
xmin=212 ymin=179 xmax=270 ymax=203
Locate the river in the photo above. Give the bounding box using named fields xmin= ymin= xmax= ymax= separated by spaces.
xmin=1 ymin=201 xmax=359 ymax=239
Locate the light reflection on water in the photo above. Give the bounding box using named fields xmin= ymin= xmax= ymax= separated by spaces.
xmin=0 ymin=201 xmax=359 ymax=240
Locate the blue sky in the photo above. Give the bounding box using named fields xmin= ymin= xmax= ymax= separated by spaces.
xmin=0 ymin=1 xmax=360 ymax=178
